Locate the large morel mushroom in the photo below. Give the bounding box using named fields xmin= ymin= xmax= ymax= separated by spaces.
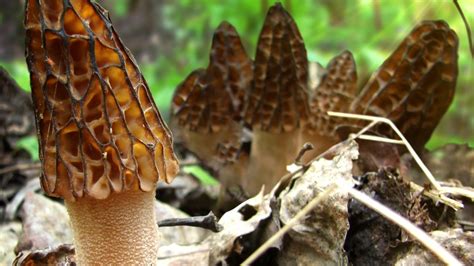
xmin=25 ymin=0 xmax=179 ymax=264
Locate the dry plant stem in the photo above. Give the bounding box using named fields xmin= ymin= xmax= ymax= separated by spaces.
xmin=328 ymin=111 xmax=442 ymax=191
xmin=356 ymin=134 xmax=404 ymax=145
xmin=242 ymin=184 xmax=339 ymax=265
xmin=0 ymin=162 xmax=41 ymax=175
xmin=65 ymin=190 xmax=159 ymax=265
xmin=453 ymin=0 xmax=474 ymax=57
xmin=410 ymin=182 xmax=463 ymax=210
xmin=440 ymin=186 xmax=474 ymax=200
xmin=158 ymin=212 xmax=223 ymax=232
xmin=346 ymin=187 xmax=462 ymax=266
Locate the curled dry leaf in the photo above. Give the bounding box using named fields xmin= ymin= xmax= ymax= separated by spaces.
xmin=0 ymin=222 xmax=22 ymax=266
xmin=278 ymin=140 xmax=358 ymax=265
xmin=394 ymin=229 xmax=474 ymax=265
xmin=205 ymin=189 xmax=272 ymax=264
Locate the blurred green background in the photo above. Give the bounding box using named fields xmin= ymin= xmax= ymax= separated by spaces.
xmin=0 ymin=0 xmax=473 ymax=153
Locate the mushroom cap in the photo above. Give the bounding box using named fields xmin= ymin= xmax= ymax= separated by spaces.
xmin=244 ymin=3 xmax=310 ymax=133
xmin=171 ymin=22 xmax=252 ymax=134
xmin=25 ymin=0 xmax=179 ymax=201
xmin=306 ymin=50 xmax=358 ymax=136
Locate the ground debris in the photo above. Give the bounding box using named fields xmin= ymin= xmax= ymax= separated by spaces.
xmin=393 ymin=228 xmax=474 ymax=265
xmin=16 ymin=192 xmax=73 ymax=253
xmin=0 ymin=221 xmax=22 ymax=265
xmin=277 ymin=140 xmax=357 ymax=265
xmin=14 ymin=244 xmax=75 ymax=266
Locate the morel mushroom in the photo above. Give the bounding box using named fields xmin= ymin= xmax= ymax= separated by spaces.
xmin=171 ymin=21 xmax=252 ymax=199
xmin=243 ymin=3 xmax=310 ymax=195
xmin=305 ymin=20 xmax=458 ymax=168
xmin=347 ymin=20 xmax=458 ymax=153
xmin=303 ymin=50 xmax=358 ymax=160
xmin=25 ymin=0 xmax=179 ymax=264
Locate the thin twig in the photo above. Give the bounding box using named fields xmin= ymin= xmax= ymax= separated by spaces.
xmin=178 ymin=158 xmax=200 ymax=167
xmin=242 ymin=184 xmax=339 ymax=265
xmin=356 ymin=134 xmax=405 ymax=145
xmin=5 ymin=178 xmax=41 ymax=220
xmin=0 ymin=162 xmax=41 ymax=175
xmin=328 ymin=111 xmax=442 ymax=191
xmin=438 ymin=186 xmax=474 ymax=200
xmin=453 ymin=0 xmax=474 ymax=58
xmin=294 ymin=142 xmax=314 ymax=165
xmin=157 ymin=212 xmax=223 ymax=233
xmin=346 ymin=187 xmax=462 ymax=265
xmin=410 ymin=182 xmax=463 ymax=210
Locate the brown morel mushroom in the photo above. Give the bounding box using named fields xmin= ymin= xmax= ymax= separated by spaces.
xmin=243 ymin=3 xmax=310 ymax=195
xmin=25 ymin=0 xmax=179 ymax=264
xmin=346 ymin=20 xmax=458 ymax=153
xmin=171 ymin=21 xmax=252 ymax=202
xmin=303 ymin=50 xmax=358 ymax=160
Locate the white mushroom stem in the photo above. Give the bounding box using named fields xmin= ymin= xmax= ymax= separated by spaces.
xmin=65 ymin=190 xmax=159 ymax=265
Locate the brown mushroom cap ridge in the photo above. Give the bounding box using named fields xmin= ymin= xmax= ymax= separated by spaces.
xmin=25 ymin=0 xmax=179 ymax=201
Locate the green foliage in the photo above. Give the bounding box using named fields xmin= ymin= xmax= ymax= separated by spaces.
xmin=1 ymin=61 xmax=30 ymax=92
xmin=182 ymin=165 xmax=219 ymax=186
xmin=427 ymin=134 xmax=474 ymax=150
xmin=16 ymin=136 xmax=39 ymax=161
xmin=109 ymin=0 xmax=129 ymax=17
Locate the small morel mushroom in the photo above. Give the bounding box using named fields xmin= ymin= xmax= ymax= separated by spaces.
xmin=170 ymin=21 xmax=252 ymax=198
xmin=25 ymin=0 xmax=179 ymax=264
xmin=302 ymin=50 xmax=358 ymax=160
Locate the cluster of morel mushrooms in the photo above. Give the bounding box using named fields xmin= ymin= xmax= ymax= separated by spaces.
xmin=24 ymin=0 xmax=457 ymax=265
xmin=170 ymin=4 xmax=458 ymax=201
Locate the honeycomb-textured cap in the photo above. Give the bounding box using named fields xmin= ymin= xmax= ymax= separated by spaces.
xmin=244 ymin=3 xmax=310 ymax=133
xmin=171 ymin=22 xmax=252 ymax=134
xmin=25 ymin=0 xmax=179 ymax=201
xmin=307 ymin=50 xmax=357 ymax=136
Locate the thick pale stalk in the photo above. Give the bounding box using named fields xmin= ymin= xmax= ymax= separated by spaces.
xmin=65 ymin=190 xmax=159 ymax=265
xmin=246 ymin=130 xmax=303 ymax=195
